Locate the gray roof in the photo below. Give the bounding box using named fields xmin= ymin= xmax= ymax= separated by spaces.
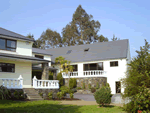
xmin=0 ymin=52 xmax=50 ymax=62
xmin=45 ymin=39 xmax=129 ymax=63
xmin=32 ymin=48 xmax=53 ymax=56
xmin=0 ymin=27 xmax=34 ymax=42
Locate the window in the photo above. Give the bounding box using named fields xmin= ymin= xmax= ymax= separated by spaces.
xmin=67 ymin=50 xmax=72 ymax=54
xmin=84 ymin=62 xmax=103 ymax=71
xmin=35 ymin=55 xmax=44 ymax=59
xmin=110 ymin=61 xmax=118 ymax=67
xmin=0 ymin=38 xmax=16 ymax=51
xmin=84 ymin=48 xmax=89 ymax=52
xmin=72 ymin=65 xmax=78 ymax=71
xmin=0 ymin=63 xmax=15 ymax=72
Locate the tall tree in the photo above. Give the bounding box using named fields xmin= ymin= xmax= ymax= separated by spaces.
xmin=38 ymin=28 xmax=62 ymax=49
xmin=98 ymin=35 xmax=109 ymax=42
xmin=62 ymin=5 xmax=102 ymax=45
xmin=111 ymin=34 xmax=120 ymax=41
xmin=26 ymin=34 xmax=41 ymax=48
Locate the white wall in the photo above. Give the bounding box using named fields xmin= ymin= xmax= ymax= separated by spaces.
xmin=0 ymin=39 xmax=33 ymax=56
xmin=32 ymin=53 xmax=51 ymax=66
xmin=0 ymin=59 xmax=32 ymax=88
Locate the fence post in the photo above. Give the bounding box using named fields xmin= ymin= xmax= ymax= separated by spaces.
xmin=18 ymin=75 xmax=23 ymax=89
xmin=33 ymin=76 xmax=37 ymax=88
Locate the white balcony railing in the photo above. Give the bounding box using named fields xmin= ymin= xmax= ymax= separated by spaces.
xmin=33 ymin=76 xmax=59 ymax=89
xmin=62 ymin=70 xmax=107 ymax=78
xmin=0 ymin=75 xmax=23 ymax=89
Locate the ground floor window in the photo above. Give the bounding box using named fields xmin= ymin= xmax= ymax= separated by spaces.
xmin=116 ymin=81 xmax=121 ymax=93
xmin=0 ymin=62 xmax=15 ymax=72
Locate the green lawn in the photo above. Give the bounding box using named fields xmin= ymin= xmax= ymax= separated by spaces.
xmin=0 ymin=100 xmax=125 ymax=113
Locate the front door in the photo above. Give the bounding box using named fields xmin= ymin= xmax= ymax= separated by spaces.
xmin=116 ymin=81 xmax=121 ymax=93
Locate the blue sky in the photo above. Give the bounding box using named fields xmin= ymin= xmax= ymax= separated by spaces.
xmin=1 ymin=0 xmax=150 ymax=59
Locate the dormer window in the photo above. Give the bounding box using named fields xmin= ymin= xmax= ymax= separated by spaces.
xmin=0 ymin=38 xmax=16 ymax=52
xmin=84 ymin=48 xmax=89 ymax=52
xmin=67 ymin=50 xmax=72 ymax=54
xmin=35 ymin=55 xmax=44 ymax=59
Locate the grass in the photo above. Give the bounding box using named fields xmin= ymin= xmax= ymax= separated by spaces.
xmin=0 ymin=100 xmax=126 ymax=113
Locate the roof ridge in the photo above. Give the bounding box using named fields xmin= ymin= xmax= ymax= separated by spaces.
xmin=46 ymin=39 xmax=128 ymax=50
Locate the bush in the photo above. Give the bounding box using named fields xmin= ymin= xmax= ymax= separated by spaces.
xmin=60 ymin=86 xmax=70 ymax=95
xmin=94 ymin=86 xmax=111 ymax=107
xmin=91 ymin=87 xmax=96 ymax=93
xmin=57 ymin=92 xmax=63 ymax=100
xmin=13 ymin=90 xmax=24 ymax=99
xmin=123 ymin=85 xmax=150 ymax=113
xmin=69 ymin=78 xmax=77 ymax=89
xmin=77 ymin=87 xmax=82 ymax=90
xmin=96 ymin=82 xmax=99 ymax=90
xmin=68 ymin=89 xmax=74 ymax=94
xmin=48 ymin=92 xmax=53 ymax=99
xmin=39 ymin=92 xmax=43 ymax=97
xmin=0 ymin=85 xmax=11 ymax=100
xmin=56 ymin=73 xmax=63 ymax=87
xmin=88 ymin=84 xmax=91 ymax=90
xmin=71 ymin=88 xmax=77 ymax=93
xmin=82 ymin=82 xmax=85 ymax=89
xmin=70 ymin=93 xmax=74 ymax=99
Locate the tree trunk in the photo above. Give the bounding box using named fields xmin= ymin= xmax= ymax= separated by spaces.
xmin=41 ymin=63 xmax=49 ymax=80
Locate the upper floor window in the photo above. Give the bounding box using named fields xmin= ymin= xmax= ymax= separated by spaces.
xmin=0 ymin=63 xmax=15 ymax=72
xmin=0 ymin=38 xmax=16 ymax=51
xmin=110 ymin=61 xmax=118 ymax=67
xmin=35 ymin=55 xmax=44 ymax=59
xmin=83 ymin=62 xmax=103 ymax=71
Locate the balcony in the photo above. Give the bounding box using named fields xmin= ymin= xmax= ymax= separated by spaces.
xmin=62 ymin=70 xmax=107 ymax=78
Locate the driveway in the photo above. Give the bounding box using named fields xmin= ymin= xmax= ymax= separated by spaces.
xmin=66 ymin=93 xmax=124 ymax=104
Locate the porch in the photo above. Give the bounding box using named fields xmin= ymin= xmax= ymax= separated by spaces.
xmin=0 ymin=75 xmax=59 ymax=89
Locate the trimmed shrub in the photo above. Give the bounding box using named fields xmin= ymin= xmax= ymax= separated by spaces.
xmin=70 ymin=93 xmax=74 ymax=99
xmin=96 ymin=82 xmax=99 ymax=90
xmin=48 ymin=92 xmax=53 ymax=99
xmin=69 ymin=78 xmax=77 ymax=89
xmin=71 ymin=88 xmax=77 ymax=93
xmin=60 ymin=86 xmax=70 ymax=95
xmin=57 ymin=92 xmax=63 ymax=100
xmin=82 ymin=82 xmax=85 ymax=89
xmin=77 ymin=87 xmax=82 ymax=90
xmin=68 ymin=89 xmax=74 ymax=94
xmin=0 ymin=85 xmax=11 ymax=100
xmin=91 ymin=87 xmax=96 ymax=93
xmin=88 ymin=84 xmax=91 ymax=90
xmin=94 ymin=86 xmax=111 ymax=107
xmin=56 ymin=72 xmax=63 ymax=87
xmin=39 ymin=92 xmax=43 ymax=97
xmin=13 ymin=90 xmax=24 ymax=99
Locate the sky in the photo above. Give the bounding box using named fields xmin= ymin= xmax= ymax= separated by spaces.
xmin=0 ymin=0 xmax=150 ymax=59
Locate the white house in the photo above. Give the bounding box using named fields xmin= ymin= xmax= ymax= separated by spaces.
xmin=0 ymin=27 xmax=131 ymax=94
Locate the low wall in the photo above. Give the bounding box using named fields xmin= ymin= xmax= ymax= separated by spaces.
xmin=64 ymin=77 xmax=107 ymax=89
xmin=35 ymin=89 xmax=59 ymax=99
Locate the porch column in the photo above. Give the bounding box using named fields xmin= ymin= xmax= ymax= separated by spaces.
xmin=42 ymin=63 xmax=49 ymax=80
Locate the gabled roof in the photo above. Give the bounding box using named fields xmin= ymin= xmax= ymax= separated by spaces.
xmin=0 ymin=27 xmax=34 ymax=42
xmin=45 ymin=39 xmax=129 ymax=63
xmin=32 ymin=48 xmax=53 ymax=56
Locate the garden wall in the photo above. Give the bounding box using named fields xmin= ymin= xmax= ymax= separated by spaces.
xmin=35 ymin=89 xmax=59 ymax=99
xmin=64 ymin=77 xmax=107 ymax=89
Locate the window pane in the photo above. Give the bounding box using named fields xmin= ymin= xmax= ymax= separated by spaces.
xmin=89 ymin=63 xmax=97 ymax=70
xmin=72 ymin=65 xmax=77 ymax=71
xmin=7 ymin=65 xmax=15 ymax=72
xmin=7 ymin=40 xmax=16 ymax=48
xmin=1 ymin=63 xmax=7 ymax=72
xmin=98 ymin=62 xmax=103 ymax=70
xmin=115 ymin=61 xmax=118 ymax=66
xmin=84 ymin=64 xmax=89 ymax=71
xmin=35 ymin=55 xmax=44 ymax=59
xmin=6 ymin=48 xmax=16 ymax=51
xmin=0 ymin=39 xmax=6 ymax=49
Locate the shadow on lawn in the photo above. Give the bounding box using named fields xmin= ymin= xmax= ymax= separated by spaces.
xmin=0 ymin=100 xmax=82 ymax=113
xmin=98 ymin=105 xmax=115 ymax=108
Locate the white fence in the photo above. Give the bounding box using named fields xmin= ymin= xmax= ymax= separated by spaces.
xmin=0 ymin=75 xmax=23 ymax=89
xmin=62 ymin=70 xmax=107 ymax=78
xmin=33 ymin=76 xmax=59 ymax=89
